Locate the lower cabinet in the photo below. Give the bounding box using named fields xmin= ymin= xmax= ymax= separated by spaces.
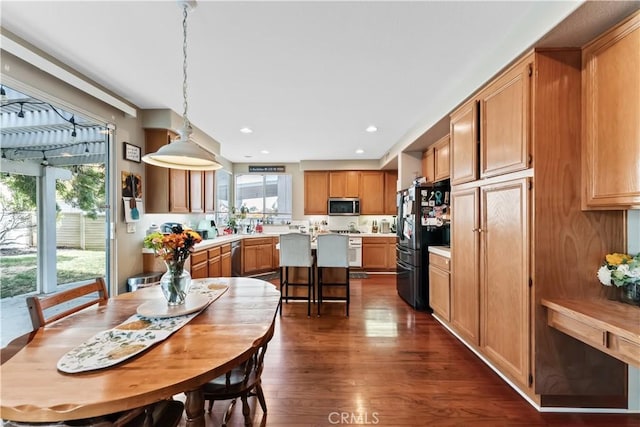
xmin=362 ymin=237 xmax=396 ymax=271
xmin=207 ymin=247 xmax=221 ymax=277
xmin=242 ymin=237 xmax=274 ymax=275
xmin=190 ymin=250 xmax=209 ymax=279
xmin=428 ymin=252 xmax=450 ymax=322
xmin=190 ymin=243 xmax=232 ymax=279
xmin=450 ymin=178 xmax=530 ymax=387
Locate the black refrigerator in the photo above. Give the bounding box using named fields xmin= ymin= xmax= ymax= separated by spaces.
xmin=396 ymin=182 xmax=449 ymax=311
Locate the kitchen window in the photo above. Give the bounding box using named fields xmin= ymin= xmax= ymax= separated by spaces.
xmin=234 ymin=174 xmax=292 ymax=224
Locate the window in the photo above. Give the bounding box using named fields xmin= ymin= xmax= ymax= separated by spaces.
xmin=1 ymin=86 xmax=109 ymax=346
xmin=215 ymin=170 xmax=231 ymax=227
xmin=234 ymin=174 xmax=292 ymax=224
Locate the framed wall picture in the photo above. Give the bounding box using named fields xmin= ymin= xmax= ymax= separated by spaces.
xmin=123 ymin=142 xmax=141 ymax=163
xmin=122 ymin=172 xmax=143 ymax=198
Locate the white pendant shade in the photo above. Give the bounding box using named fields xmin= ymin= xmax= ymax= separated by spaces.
xmin=142 ymin=136 xmax=222 ymax=171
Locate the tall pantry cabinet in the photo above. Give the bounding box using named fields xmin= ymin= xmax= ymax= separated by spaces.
xmin=448 ymin=48 xmax=626 ymax=407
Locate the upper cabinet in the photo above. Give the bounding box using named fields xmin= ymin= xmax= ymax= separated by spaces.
xmin=450 ymin=54 xmax=532 ymax=186
xmin=304 ymin=171 xmax=329 ymax=215
xmin=433 ymin=134 xmax=450 ymax=182
xmin=360 ymin=171 xmax=386 ymax=215
xmin=450 ymin=99 xmax=478 ymax=185
xmin=145 ymin=129 xmax=188 ymax=213
xmin=422 ymin=135 xmax=450 ymax=184
xmin=305 ymin=170 xmax=398 ymax=215
xmin=582 ymin=12 xmax=640 ymax=209
xmin=478 ymin=58 xmax=531 ymax=178
xmin=144 ymin=129 xmax=215 ymax=214
xmin=422 ymin=148 xmax=435 ymax=183
xmin=329 ymin=171 xmax=360 ymax=198
xmin=384 ymin=170 xmax=398 ymax=215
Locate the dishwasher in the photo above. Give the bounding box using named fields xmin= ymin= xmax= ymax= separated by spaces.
xmin=231 ymin=240 xmax=242 ymax=277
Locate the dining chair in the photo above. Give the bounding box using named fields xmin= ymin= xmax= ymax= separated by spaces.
xmin=316 ymin=234 xmax=350 ymax=316
xmin=26 ymin=277 xmax=109 ymax=329
xmin=278 ymin=233 xmax=314 ymax=317
xmin=21 ymin=277 xmax=185 ymax=427
xmin=203 ymin=320 xmax=276 ymax=426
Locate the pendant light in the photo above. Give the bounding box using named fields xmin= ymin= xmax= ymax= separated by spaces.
xmin=142 ymin=0 xmax=222 ymax=171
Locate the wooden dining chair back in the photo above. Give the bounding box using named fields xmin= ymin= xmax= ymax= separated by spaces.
xmin=278 ymin=232 xmax=315 ymax=316
xmin=203 ymin=321 xmax=276 ymax=426
xmin=26 ymin=277 xmax=109 ymax=329
xmin=316 ymin=234 xmax=350 ymax=316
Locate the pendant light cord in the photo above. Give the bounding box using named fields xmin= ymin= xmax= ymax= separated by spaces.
xmin=182 ymin=4 xmax=190 ymax=132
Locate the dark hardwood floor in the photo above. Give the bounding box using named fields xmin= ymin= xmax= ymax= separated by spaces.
xmin=182 ymin=275 xmax=640 ymax=426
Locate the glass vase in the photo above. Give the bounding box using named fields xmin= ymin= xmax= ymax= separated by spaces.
xmin=160 ymin=260 xmax=191 ymax=305
xmin=621 ymin=282 xmax=640 ymax=306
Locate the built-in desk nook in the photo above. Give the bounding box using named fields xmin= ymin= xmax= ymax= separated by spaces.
xmin=541 ymin=298 xmax=640 ymax=368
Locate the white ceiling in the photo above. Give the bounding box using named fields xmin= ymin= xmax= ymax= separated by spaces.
xmin=1 ymin=1 xmax=636 ymax=165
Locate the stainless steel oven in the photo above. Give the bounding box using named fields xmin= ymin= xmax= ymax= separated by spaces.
xmin=328 ymin=198 xmax=360 ymax=216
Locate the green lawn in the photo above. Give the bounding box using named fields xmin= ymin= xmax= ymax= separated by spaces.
xmin=0 ymin=249 xmax=105 ymax=298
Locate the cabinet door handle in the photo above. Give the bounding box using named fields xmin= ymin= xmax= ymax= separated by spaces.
xmin=472 ymin=228 xmax=484 ymax=233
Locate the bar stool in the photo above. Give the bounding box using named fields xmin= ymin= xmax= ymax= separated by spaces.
xmin=279 ymin=233 xmax=315 ymax=317
xmin=316 ymin=234 xmax=350 ymax=316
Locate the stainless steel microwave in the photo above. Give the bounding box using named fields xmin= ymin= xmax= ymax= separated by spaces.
xmin=328 ymin=198 xmax=360 ymax=216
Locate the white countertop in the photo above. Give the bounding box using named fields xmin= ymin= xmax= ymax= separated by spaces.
xmin=142 ymin=232 xmax=398 ymax=253
xmin=428 ymin=246 xmax=451 ymax=258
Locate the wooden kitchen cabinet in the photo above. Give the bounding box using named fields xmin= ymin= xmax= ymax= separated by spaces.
xmin=451 ymin=179 xmax=531 ymax=387
xmin=360 ymin=172 xmax=385 ymax=215
xmin=478 ymin=56 xmax=532 ymax=179
xmin=384 ymin=171 xmax=398 ymax=215
xmin=445 ymin=47 xmax=627 ymax=407
xmin=221 ymin=243 xmax=232 ymax=276
xmin=362 ymin=237 xmax=396 ymax=271
xmin=329 ymin=171 xmax=360 ymax=197
xmin=144 ymin=128 xmax=189 ymax=213
xmin=429 ymin=252 xmax=450 ymax=322
xmin=144 ymin=128 xmax=210 ymax=213
xmin=243 ymin=237 xmax=274 ymax=275
xmin=450 ymin=99 xmax=478 ymax=185
xmin=422 ymin=148 xmax=435 ymax=183
xmin=480 ymin=178 xmax=530 ymax=386
xmin=582 ymin=12 xmax=640 ymax=209
xmin=190 ymin=249 xmax=209 ymax=279
xmin=450 ymin=187 xmax=480 ymax=345
xmin=433 ymin=135 xmax=450 ymax=182
xmin=304 ymin=171 xmax=329 ymax=215
xmin=207 ymin=246 xmax=221 ymax=277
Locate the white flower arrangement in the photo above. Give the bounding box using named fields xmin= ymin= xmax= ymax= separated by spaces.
xmin=597 ymin=252 xmax=640 ymax=287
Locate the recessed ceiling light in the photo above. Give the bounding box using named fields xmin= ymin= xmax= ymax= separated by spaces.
xmin=355 ymin=148 xmax=365 ymax=154
xmin=260 ymin=150 xmax=270 ymax=154
xmin=240 ymin=127 xmax=253 ymax=134
xmin=365 ymin=125 xmax=378 ymax=133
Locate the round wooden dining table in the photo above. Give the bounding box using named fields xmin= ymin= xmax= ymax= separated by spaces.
xmin=0 ymin=277 xmax=280 ymax=426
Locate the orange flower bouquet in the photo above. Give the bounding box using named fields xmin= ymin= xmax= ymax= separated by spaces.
xmin=144 ymin=225 xmax=202 ymax=305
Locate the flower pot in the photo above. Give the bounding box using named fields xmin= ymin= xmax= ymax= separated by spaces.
xmin=160 ymin=261 xmax=191 ymax=305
